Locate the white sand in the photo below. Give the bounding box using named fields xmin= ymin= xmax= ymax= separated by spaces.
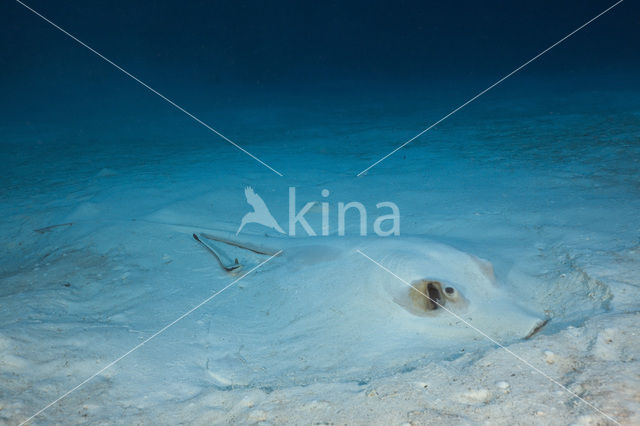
xmin=1 ymin=90 xmax=639 ymax=424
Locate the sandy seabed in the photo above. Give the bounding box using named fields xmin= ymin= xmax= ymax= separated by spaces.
xmin=1 ymin=90 xmax=639 ymax=425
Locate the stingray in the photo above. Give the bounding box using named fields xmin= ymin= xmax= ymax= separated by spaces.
xmin=185 ymin=229 xmax=548 ymax=387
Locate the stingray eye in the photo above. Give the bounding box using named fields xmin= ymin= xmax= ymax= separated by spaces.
xmin=444 ymin=286 xmax=462 ymax=303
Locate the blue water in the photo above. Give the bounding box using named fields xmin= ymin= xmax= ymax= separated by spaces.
xmin=2 ymin=1 xmax=640 ymax=424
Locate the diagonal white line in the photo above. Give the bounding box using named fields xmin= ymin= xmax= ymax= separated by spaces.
xmin=356 ymin=0 xmax=625 ymax=176
xmin=356 ymin=249 xmax=621 ymax=426
xmin=18 ymin=250 xmax=282 ymax=426
xmin=14 ymin=0 xmax=284 ymax=177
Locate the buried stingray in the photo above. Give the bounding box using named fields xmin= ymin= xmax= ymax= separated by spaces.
xmin=186 ymin=229 xmax=549 ymax=386
xmin=193 ymin=230 xmax=548 ymax=338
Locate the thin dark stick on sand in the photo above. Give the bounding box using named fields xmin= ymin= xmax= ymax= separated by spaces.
xmin=34 ymin=223 xmax=73 ymax=234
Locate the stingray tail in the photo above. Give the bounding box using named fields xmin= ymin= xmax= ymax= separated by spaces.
xmin=193 ymin=233 xmax=243 ymax=273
